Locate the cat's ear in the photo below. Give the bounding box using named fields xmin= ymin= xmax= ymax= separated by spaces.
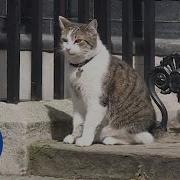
xmin=59 ymin=16 xmax=72 ymax=30
xmin=86 ymin=19 xmax=98 ymax=35
xmin=87 ymin=19 xmax=98 ymax=30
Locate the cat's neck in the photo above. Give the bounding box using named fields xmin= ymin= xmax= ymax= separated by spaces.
xmin=85 ymin=37 xmax=108 ymax=60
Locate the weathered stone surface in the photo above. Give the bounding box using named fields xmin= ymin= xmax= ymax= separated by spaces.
xmin=0 ymin=100 xmax=73 ymax=175
xmin=0 ymin=175 xmax=64 ymax=180
xmin=28 ymin=141 xmax=180 ymax=180
xmin=111 ymin=36 xmax=180 ymax=56
xmin=155 ymin=38 xmax=180 ymax=56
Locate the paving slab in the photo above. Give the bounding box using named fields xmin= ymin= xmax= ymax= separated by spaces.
xmin=0 ymin=100 xmax=72 ymax=175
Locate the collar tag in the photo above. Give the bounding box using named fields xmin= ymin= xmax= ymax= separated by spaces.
xmin=76 ymin=67 xmax=83 ymax=77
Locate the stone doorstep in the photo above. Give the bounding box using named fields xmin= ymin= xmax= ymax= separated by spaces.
xmin=0 ymin=96 xmax=179 ymax=176
xmin=28 ymin=140 xmax=180 ymax=180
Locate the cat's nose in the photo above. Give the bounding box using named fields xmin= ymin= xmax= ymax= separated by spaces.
xmin=66 ymin=48 xmax=71 ymax=52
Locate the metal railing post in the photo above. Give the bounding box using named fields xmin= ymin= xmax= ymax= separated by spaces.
xmin=7 ymin=0 xmax=21 ymax=103
xmin=78 ymin=0 xmax=90 ymax=23
xmin=31 ymin=0 xmax=43 ymax=100
xmin=94 ymin=0 xmax=111 ymax=50
xmin=54 ymin=0 xmax=67 ymax=99
xmin=144 ymin=0 xmax=155 ymax=81
xmin=122 ymin=0 xmax=133 ymax=66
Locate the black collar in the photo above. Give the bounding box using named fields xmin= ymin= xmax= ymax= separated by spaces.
xmin=69 ymin=56 xmax=94 ymax=68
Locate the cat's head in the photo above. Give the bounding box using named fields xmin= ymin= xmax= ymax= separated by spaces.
xmin=59 ymin=16 xmax=98 ymax=64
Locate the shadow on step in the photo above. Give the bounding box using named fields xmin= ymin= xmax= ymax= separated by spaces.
xmin=45 ymin=105 xmax=73 ymax=141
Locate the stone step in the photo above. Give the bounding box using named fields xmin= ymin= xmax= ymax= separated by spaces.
xmin=0 ymin=100 xmax=72 ymax=175
xmin=0 ymin=176 xmax=64 ymax=180
xmin=28 ymin=140 xmax=180 ymax=180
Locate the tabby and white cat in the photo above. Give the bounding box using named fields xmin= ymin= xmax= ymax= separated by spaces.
xmin=59 ymin=16 xmax=156 ymax=147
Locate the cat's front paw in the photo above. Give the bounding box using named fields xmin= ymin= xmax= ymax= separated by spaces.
xmin=75 ymin=137 xmax=93 ymax=147
xmin=63 ymin=134 xmax=75 ymax=144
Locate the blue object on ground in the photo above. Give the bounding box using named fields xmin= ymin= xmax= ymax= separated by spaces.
xmin=0 ymin=131 xmax=3 ymax=156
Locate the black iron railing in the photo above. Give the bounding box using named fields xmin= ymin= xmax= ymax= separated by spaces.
xmin=3 ymin=1 xmax=157 ymax=100
xmin=5 ymin=0 xmax=114 ymax=103
xmin=6 ymin=0 xmax=66 ymax=102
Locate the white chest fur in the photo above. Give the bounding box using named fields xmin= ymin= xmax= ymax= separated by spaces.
xmin=69 ymin=47 xmax=110 ymax=104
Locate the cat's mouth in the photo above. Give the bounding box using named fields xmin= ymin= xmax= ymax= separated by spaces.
xmin=64 ymin=49 xmax=76 ymax=56
xmin=65 ymin=51 xmax=76 ymax=56
xmin=68 ymin=52 xmax=76 ymax=56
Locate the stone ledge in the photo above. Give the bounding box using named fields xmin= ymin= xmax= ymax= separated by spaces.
xmin=28 ymin=140 xmax=180 ymax=180
xmin=112 ymin=36 xmax=180 ymax=56
xmin=0 ymin=33 xmax=53 ymax=52
xmin=1 ymin=33 xmax=180 ymax=56
xmin=0 ymin=100 xmax=73 ymax=175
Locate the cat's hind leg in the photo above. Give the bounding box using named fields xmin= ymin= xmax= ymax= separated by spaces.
xmin=102 ymin=132 xmax=154 ymax=145
xmin=100 ymin=126 xmax=132 ymax=145
xmin=100 ymin=126 xmax=154 ymax=145
xmin=102 ymin=137 xmax=130 ymax=145
xmin=134 ymin=132 xmax=154 ymax=144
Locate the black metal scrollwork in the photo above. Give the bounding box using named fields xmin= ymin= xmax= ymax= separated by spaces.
xmin=148 ymin=53 xmax=180 ymax=131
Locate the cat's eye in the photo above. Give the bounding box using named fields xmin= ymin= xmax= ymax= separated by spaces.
xmin=62 ymin=38 xmax=68 ymax=42
xmin=74 ymin=39 xmax=83 ymax=44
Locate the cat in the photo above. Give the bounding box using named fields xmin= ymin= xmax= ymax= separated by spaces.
xmin=59 ymin=16 xmax=156 ymax=147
